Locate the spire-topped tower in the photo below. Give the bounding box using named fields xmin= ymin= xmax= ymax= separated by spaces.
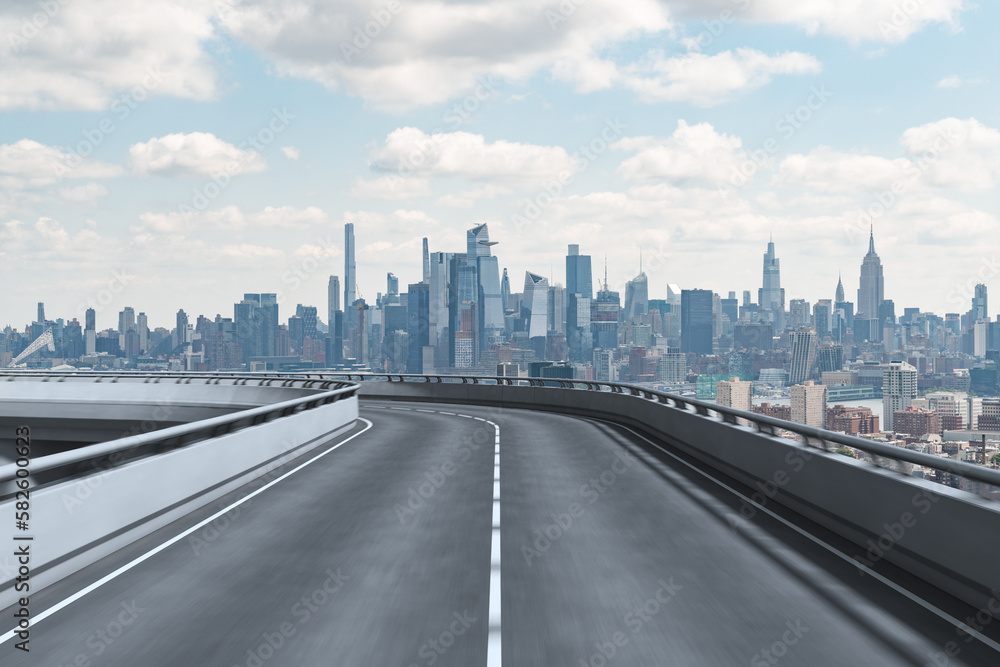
xmin=836 ymin=272 xmax=845 ymax=303
xmin=758 ymin=236 xmax=785 ymax=331
xmin=858 ymin=225 xmax=885 ymax=319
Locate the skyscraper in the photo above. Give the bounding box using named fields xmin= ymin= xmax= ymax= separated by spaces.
xmin=328 ymin=276 xmax=341 ymax=323
xmin=387 ymin=273 xmax=399 ymax=298
xmin=624 ymin=270 xmax=648 ymax=323
xmin=523 ymin=272 xmax=549 ymax=340
xmin=566 ymin=244 xmax=594 ymax=362
xmin=407 ymin=282 xmax=430 ymax=373
xmin=858 ymin=226 xmax=885 ymax=320
xmin=789 ymin=328 xmax=819 ymax=384
xmin=883 ymin=361 xmax=917 ymax=432
xmin=466 ymin=224 xmax=503 ymax=351
xmin=137 ymin=312 xmax=148 ymax=353
xmin=85 ymin=308 xmax=96 ymax=331
xmin=344 ymin=222 xmax=356 ymax=309
xmin=973 ymin=283 xmax=988 ymax=321
xmin=835 ymin=273 xmax=845 ymax=304
xmin=758 ymin=237 xmax=785 ymax=331
xmin=176 ymin=309 xmax=189 ymax=347
xmin=422 ymin=237 xmax=430 ymax=284
xmin=37 ymin=302 xmax=45 ymax=324
xmin=681 ymin=289 xmax=714 ymax=354
xmin=260 ymin=293 xmax=278 ymax=356
xmin=565 ymin=245 xmax=593 ymax=299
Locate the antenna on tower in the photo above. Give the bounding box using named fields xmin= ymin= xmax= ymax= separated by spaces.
xmin=639 ymin=247 xmax=642 ymax=274
xmin=604 ymin=253 xmax=609 ymax=291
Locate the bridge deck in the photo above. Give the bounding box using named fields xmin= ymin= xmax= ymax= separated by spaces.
xmin=3 ymin=401 xmax=998 ymax=666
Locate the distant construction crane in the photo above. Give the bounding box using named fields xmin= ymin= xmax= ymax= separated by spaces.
xmin=8 ymin=327 xmax=55 ymax=367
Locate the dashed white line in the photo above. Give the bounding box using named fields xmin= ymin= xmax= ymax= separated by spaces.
xmin=380 ymin=402 xmax=502 ymax=666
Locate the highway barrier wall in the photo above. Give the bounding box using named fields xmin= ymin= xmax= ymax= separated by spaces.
xmin=359 ymin=380 xmax=1000 ymax=612
xmin=0 ymin=385 xmax=357 ymax=610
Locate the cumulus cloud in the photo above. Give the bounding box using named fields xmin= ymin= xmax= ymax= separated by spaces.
xmin=281 ymin=146 xmax=300 ymax=160
xmin=0 ymin=0 xmax=217 ymax=110
xmin=129 ymin=132 xmax=266 ymax=178
xmin=614 ymin=121 xmax=749 ymax=185
xmin=58 ymin=183 xmax=109 ymax=204
xmin=217 ymin=0 xmax=671 ymax=111
xmin=669 ymin=0 xmax=965 ymax=44
xmin=900 ymin=117 xmax=1000 ymax=190
xmin=368 ymin=127 xmax=578 ymax=185
xmin=135 ymin=205 xmax=328 ymax=234
xmin=775 ymin=118 xmax=1000 ymax=193
xmin=0 ymin=139 xmax=123 ymax=187
xmin=556 ymin=49 xmax=822 ymax=106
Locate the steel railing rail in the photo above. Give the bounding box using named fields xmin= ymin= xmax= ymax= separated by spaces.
xmin=0 ymin=371 xmax=352 ymax=392
xmin=0 ymin=381 xmax=359 ymax=483
xmin=6 ymin=370 xmax=998 ymax=489
xmin=310 ymin=372 xmax=1000 ymax=489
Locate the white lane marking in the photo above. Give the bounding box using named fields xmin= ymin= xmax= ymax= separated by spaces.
xmin=612 ymin=422 xmax=1000 ymax=655
xmin=0 ymin=419 xmax=375 ymax=647
xmin=377 ymin=403 xmax=502 ymax=666
xmin=487 ymin=410 xmax=502 ymax=667
xmin=391 ymin=407 xmax=412 ymax=411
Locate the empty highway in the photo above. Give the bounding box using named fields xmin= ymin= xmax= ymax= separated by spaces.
xmin=3 ymin=400 xmax=999 ymax=666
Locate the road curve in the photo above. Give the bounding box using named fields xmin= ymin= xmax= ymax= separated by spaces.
xmin=2 ymin=401 xmax=998 ymax=666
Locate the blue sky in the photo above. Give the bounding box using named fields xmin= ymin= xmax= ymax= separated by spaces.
xmin=1 ymin=0 xmax=997 ymax=329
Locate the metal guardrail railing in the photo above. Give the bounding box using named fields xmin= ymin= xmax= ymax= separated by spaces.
xmin=4 ymin=370 xmax=997 ymax=492
xmin=307 ymin=372 xmax=1000 ymax=491
xmin=0 ymin=374 xmax=359 ymax=484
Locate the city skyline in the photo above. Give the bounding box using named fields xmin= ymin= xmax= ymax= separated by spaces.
xmin=1 ymin=2 xmax=998 ymax=327
xmin=5 ymin=225 xmax=997 ymax=331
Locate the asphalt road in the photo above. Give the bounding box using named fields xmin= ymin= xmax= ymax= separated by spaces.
xmin=3 ymin=400 xmax=999 ymax=666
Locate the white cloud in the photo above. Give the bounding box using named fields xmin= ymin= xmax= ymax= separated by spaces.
xmin=217 ymin=0 xmax=671 ymax=111
xmin=900 ymin=117 xmax=1000 ymax=190
xmin=671 ymin=0 xmax=965 ymax=44
xmin=369 ymin=127 xmax=578 ymax=185
xmin=936 ymin=74 xmax=963 ymax=89
xmin=936 ymin=74 xmax=984 ymax=89
xmin=129 ymin=132 xmax=266 ymax=178
xmin=281 ymin=146 xmax=300 ymax=160
xmin=616 ymin=49 xmax=822 ymax=106
xmin=136 ymin=205 xmax=328 ymax=234
xmin=0 ymin=139 xmax=123 ymax=187
xmin=614 ymin=121 xmax=749 ymax=185
xmin=0 ymin=0 xmax=217 ymax=110
xmin=435 ymin=184 xmax=511 ymax=208
xmin=774 ymin=147 xmax=912 ymax=193
xmin=58 ymin=183 xmax=109 ymax=204
xmin=775 ymin=118 xmax=1000 ymax=194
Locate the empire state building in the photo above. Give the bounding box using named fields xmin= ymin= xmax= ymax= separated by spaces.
xmin=857 ymin=226 xmax=884 ymax=319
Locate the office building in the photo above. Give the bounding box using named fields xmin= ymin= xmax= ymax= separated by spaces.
xmin=681 ymin=289 xmax=713 ymax=354
xmin=758 ymin=237 xmax=785 ymax=331
xmin=791 ymin=380 xmax=827 ymax=428
xmin=716 ymin=377 xmax=752 ymax=412
xmin=883 ymin=361 xmax=918 ymax=432
xmin=789 ymin=328 xmax=818 ymax=385
xmin=857 ymin=226 xmax=885 ymax=327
